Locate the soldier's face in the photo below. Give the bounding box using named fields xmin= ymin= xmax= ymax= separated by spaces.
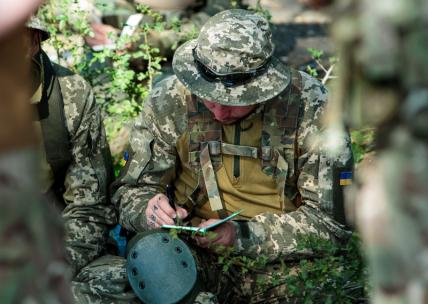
xmin=203 ymin=100 xmax=257 ymax=124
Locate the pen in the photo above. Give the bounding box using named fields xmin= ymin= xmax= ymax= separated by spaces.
xmin=166 ymin=184 xmax=179 ymax=225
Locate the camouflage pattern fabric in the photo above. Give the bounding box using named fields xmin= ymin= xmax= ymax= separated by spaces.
xmin=0 ymin=24 xmax=71 ymax=303
xmin=38 ymin=56 xmax=117 ymax=277
xmin=193 ymin=292 xmax=218 ymax=304
xmin=26 ymin=18 xmax=117 ymax=279
xmin=70 ymin=254 xmax=218 ymax=304
xmin=0 ymin=152 xmax=72 ymax=304
xmin=71 ymin=255 xmax=139 ymax=304
xmin=351 ymin=131 xmax=428 ymax=304
xmin=68 ymin=239 xmax=325 ymax=304
xmin=332 ymin=0 xmax=428 ymax=303
xmin=173 ymin=9 xmax=291 ymax=106
xmin=200 ymin=144 xmax=223 ymax=212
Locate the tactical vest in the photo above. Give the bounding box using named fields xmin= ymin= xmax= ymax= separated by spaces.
xmin=181 ymin=69 xmax=303 ymax=218
xmin=35 ymin=51 xmax=72 ymax=201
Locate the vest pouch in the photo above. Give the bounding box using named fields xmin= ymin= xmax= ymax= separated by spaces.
xmin=188 ymin=179 xmax=208 ymax=209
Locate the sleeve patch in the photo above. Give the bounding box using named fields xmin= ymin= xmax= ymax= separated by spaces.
xmin=339 ymin=171 xmax=353 ymax=186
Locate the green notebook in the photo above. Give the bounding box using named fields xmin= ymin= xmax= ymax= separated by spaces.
xmin=161 ymin=210 xmax=243 ymax=235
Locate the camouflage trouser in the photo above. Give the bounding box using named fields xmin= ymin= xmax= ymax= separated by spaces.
xmin=195 ymin=247 xmax=291 ymax=304
xmin=71 ymin=255 xmax=139 ymax=304
xmin=71 ymin=253 xmax=291 ymax=304
xmin=70 ymin=255 xmax=217 ymax=304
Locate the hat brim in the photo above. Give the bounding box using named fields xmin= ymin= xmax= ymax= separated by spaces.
xmin=39 ymin=30 xmax=50 ymax=41
xmin=172 ymin=40 xmax=291 ymax=106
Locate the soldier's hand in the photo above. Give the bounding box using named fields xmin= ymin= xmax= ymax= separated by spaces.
xmin=196 ymin=219 xmax=236 ymax=249
xmin=85 ymin=23 xmax=118 ymax=47
xmin=145 ymin=193 xmax=188 ymax=229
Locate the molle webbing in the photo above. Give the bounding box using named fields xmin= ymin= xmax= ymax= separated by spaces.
xmin=261 ymin=70 xmax=302 ymax=170
xmin=185 ymin=69 xmax=304 ymax=215
xmin=187 ymin=94 xmax=226 ymax=216
xmin=261 ymin=70 xmax=303 ymax=203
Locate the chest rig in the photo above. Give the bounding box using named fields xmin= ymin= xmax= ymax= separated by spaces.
xmin=185 ymin=70 xmax=303 ymax=218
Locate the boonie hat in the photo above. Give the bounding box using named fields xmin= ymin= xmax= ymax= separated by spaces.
xmin=26 ymin=15 xmax=50 ymax=41
xmin=173 ymin=9 xmax=291 ymax=106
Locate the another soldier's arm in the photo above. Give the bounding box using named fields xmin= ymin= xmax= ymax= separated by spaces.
xmin=61 ymin=80 xmax=116 ymax=276
xmin=234 ymin=73 xmax=353 ymax=262
xmin=112 ymin=77 xmax=186 ymax=233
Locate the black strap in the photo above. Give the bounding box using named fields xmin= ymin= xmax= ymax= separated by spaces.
xmin=235 ymin=220 xmax=250 ymax=239
xmin=37 ymin=51 xmax=72 ymax=198
xmin=332 ymin=166 xmax=353 ymax=227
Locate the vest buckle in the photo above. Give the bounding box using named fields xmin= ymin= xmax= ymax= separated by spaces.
xmin=261 ymin=146 xmax=273 ymax=161
xmin=207 ymin=141 xmax=221 ymax=156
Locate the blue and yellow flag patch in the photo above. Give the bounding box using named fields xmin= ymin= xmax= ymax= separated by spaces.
xmin=339 ymin=171 xmax=353 ymax=186
xmin=120 ymin=151 xmax=129 ymax=167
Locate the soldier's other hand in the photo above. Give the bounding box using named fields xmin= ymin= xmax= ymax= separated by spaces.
xmin=145 ymin=193 xmax=188 ymax=229
xmin=85 ymin=23 xmax=118 ymax=47
xmin=196 ymin=219 xmax=236 ymax=249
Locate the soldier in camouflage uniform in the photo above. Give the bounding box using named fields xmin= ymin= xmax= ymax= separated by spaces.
xmin=110 ymin=9 xmax=353 ymax=303
xmin=25 ymin=15 xmax=118 ymax=296
xmin=0 ymin=4 xmax=71 ymax=303
xmin=331 ymin=0 xmax=428 ymax=303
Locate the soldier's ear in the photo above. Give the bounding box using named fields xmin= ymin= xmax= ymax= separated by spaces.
xmin=30 ymin=30 xmax=41 ymax=58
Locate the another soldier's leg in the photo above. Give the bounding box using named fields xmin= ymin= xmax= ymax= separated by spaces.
xmin=237 ymin=262 xmax=363 ymax=303
xmin=193 ymin=247 xmax=296 ymax=303
xmin=193 ymin=248 xmax=242 ymax=303
xmin=237 ymin=264 xmax=293 ymax=303
xmin=71 ymin=255 xmax=139 ymax=304
xmin=193 ymin=292 xmax=218 ymax=304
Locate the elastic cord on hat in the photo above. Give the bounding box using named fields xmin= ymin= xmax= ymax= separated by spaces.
xmin=192 ymin=47 xmax=271 ymax=87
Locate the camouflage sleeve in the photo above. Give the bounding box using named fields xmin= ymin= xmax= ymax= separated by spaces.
xmin=0 ymin=151 xmax=72 ymax=303
xmin=234 ymin=72 xmax=353 ymax=262
xmin=112 ymin=76 xmax=188 ymax=232
xmin=60 ymin=74 xmax=116 ymax=277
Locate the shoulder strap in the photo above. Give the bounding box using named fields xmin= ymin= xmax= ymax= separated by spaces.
xmin=187 ymin=94 xmax=222 ymax=168
xmin=37 ymin=51 xmax=72 ymax=194
xmin=261 ymin=69 xmax=303 ymax=167
xmin=261 ymin=69 xmax=303 ymax=205
xmin=186 ymin=95 xmax=228 ymax=217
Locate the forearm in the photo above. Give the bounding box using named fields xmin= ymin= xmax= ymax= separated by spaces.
xmin=233 ymin=204 xmax=350 ymax=262
xmin=114 ymin=185 xmax=159 ymax=232
xmin=112 ymin=90 xmax=183 ymax=232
